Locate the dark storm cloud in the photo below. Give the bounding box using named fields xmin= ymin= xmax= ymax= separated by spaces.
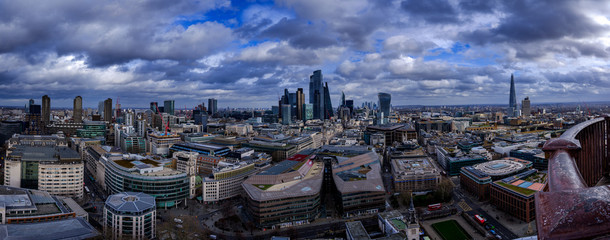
xmin=0 ymin=0 xmax=233 ymax=66
xmin=462 ymin=0 xmax=608 ymax=44
xmin=401 ymin=0 xmax=459 ymax=23
xmin=458 ymin=0 xmax=497 ymax=13
xmin=261 ymin=18 xmax=337 ymax=49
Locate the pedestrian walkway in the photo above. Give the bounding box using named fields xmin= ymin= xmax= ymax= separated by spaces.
xmin=458 ymin=200 xmax=472 ymax=212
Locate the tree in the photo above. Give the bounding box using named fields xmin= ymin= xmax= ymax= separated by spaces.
xmin=437 ymin=177 xmax=454 ymax=201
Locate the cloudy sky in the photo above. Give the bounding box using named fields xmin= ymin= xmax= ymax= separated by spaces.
xmin=1 ymin=0 xmax=609 ymax=108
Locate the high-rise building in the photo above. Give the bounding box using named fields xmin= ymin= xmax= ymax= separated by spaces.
xmin=509 ymin=74 xmax=518 ymax=117
xmin=341 ymin=91 xmax=346 ymax=107
xmin=346 ymin=100 xmax=354 ymax=114
xmin=73 ymin=96 xmax=82 ymax=123
xmin=378 ymin=92 xmax=391 ymax=123
xmin=208 ymin=98 xmax=217 ymax=115
xmin=164 ymin=100 xmax=175 ymax=115
xmin=98 ymin=101 xmax=104 ymax=116
xmin=309 ymin=70 xmax=324 ymax=120
xmin=522 ymin=97 xmax=531 ymax=117
xmin=296 ymin=88 xmax=305 ymax=120
xmin=104 ymin=98 xmax=112 ymax=122
xmin=42 ymin=95 xmax=50 ymax=125
xmin=150 ymin=102 xmax=158 ymax=113
xmin=303 ymin=104 xmax=313 ymax=121
xmin=323 ymin=82 xmax=333 ymax=119
xmin=281 ymin=104 xmax=291 ymax=125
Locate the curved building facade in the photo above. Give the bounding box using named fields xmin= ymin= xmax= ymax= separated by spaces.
xmin=102 ymin=155 xmax=189 ymax=208
xmin=104 ymin=192 xmax=156 ymax=240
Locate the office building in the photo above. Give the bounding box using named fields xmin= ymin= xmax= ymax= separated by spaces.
xmin=309 ymin=70 xmax=324 ymax=120
xmin=333 ymin=152 xmax=386 ymax=217
xmin=281 ymin=104 xmax=291 ymax=125
xmin=150 ymin=102 xmax=158 ymax=113
xmin=436 ymin=147 xmax=487 ymax=176
xmin=460 ymin=157 xmax=532 ymax=200
xmin=509 ymin=148 xmax=547 ymax=170
xmin=120 ymin=133 xmax=146 ymax=154
xmin=296 ymin=88 xmax=305 ymax=120
xmin=242 ymin=154 xmax=323 ymax=228
xmin=323 ymin=82 xmax=333 ymax=119
xmin=169 ymin=142 xmax=231 ymax=157
xmin=508 ymin=74 xmax=518 ymax=117
xmin=0 ymin=120 xmax=23 ymax=145
xmin=76 ymin=121 xmax=106 ymax=138
xmin=73 ymin=96 xmax=82 ymax=123
xmin=345 ymin=99 xmax=354 ymax=113
xmin=522 ymin=97 xmax=531 ymax=117
xmin=148 ymin=132 xmax=181 ymax=156
xmin=4 ymin=143 xmax=84 ymax=198
xmin=391 ymin=157 xmax=440 ymax=193
xmin=242 ymin=140 xmax=297 ymax=162
xmin=364 ymin=124 xmax=417 ymax=146
xmin=104 ymin=192 xmax=156 ymax=240
xmin=208 ymin=98 xmax=218 ymax=115
xmin=490 ymin=170 xmax=546 ymax=222
xmin=378 ymin=92 xmax=391 ymax=122
xmin=303 ymin=103 xmax=313 ymax=121
xmin=42 ymin=95 xmax=51 ymax=126
xmin=202 ymin=159 xmax=256 ymax=203
xmin=164 ymin=100 xmax=175 ymax=115
xmin=100 ymin=153 xmax=190 ymax=208
xmin=104 ymin=98 xmax=112 ymax=122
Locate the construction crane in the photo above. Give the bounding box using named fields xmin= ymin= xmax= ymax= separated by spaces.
xmin=155 ymin=104 xmax=170 ymax=135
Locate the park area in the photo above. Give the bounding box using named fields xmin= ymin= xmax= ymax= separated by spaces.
xmin=431 ymin=220 xmax=472 ymax=240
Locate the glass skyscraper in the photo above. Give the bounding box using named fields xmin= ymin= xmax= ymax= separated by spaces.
xmin=378 ymin=92 xmax=391 ymax=123
xmin=309 ymin=70 xmax=324 ymax=120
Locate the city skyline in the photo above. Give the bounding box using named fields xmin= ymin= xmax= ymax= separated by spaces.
xmin=0 ymin=1 xmax=609 ymax=108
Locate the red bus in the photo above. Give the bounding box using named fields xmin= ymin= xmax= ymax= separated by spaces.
xmin=428 ymin=203 xmax=442 ymax=211
xmin=474 ymin=214 xmax=486 ymax=225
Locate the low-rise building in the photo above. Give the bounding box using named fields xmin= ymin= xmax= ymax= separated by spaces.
xmin=436 ymin=147 xmax=487 ymax=176
xmin=5 ymin=145 xmax=84 ymax=198
xmin=0 ymin=186 xmax=88 ymax=225
xmin=460 ymin=157 xmax=532 ymax=201
xmin=333 ymin=152 xmax=386 ymax=217
xmin=101 ymin=154 xmax=189 ymax=208
xmin=242 ymin=154 xmax=323 ymax=228
xmin=169 ymin=142 xmax=231 ymax=157
xmin=490 ymin=170 xmax=546 ymax=222
xmin=202 ymin=159 xmax=256 ymax=203
xmin=391 ymin=157 xmax=440 ymax=193
xmin=104 ymin=192 xmax=156 ymax=240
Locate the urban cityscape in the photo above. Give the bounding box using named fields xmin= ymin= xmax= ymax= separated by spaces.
xmin=0 ymin=1 xmax=609 ymax=240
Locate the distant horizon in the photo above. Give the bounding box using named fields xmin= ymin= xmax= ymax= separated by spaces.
xmin=2 ymin=99 xmax=607 ymax=111
xmin=1 ymin=1 xmax=609 ymax=109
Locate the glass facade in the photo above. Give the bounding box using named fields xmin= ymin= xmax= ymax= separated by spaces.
xmin=104 ymin=162 xmax=189 ymax=208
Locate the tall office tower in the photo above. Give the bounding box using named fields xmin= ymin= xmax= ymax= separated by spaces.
xmin=42 ymin=95 xmax=50 ymax=125
xmin=281 ymin=104 xmax=291 ymax=125
xmin=289 ymin=93 xmax=297 ymax=119
xmin=104 ymin=98 xmax=113 ymax=122
xmin=296 ymin=88 xmax=305 ymax=120
xmin=509 ymin=74 xmax=518 ymax=117
xmin=150 ymin=102 xmax=158 ymax=114
xmin=346 ymin=100 xmax=354 ymax=114
xmin=27 ymin=99 xmax=34 ymax=113
xmin=341 ymin=91 xmax=346 ymax=107
xmin=323 ymin=82 xmax=333 ymax=119
xmin=522 ymin=97 xmax=531 ymax=117
xmin=164 ymin=100 xmax=175 ymax=115
xmin=208 ymin=98 xmax=217 ymax=115
xmin=378 ymin=92 xmax=391 ymax=123
xmin=309 ymin=70 xmax=324 ymax=120
xmin=98 ymin=101 xmax=104 ymax=116
xmin=73 ymin=96 xmax=82 ymax=123
xmin=302 ymin=104 xmax=313 ymax=121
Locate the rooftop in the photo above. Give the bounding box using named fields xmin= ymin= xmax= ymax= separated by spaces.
xmin=8 ymin=146 xmax=80 ymax=163
xmin=0 ymin=217 xmax=99 ymax=240
xmin=105 ymin=192 xmax=155 ymax=213
xmin=333 ymin=152 xmax=385 ymax=194
xmin=391 ymin=157 xmax=439 ymax=178
xmin=471 ymin=158 xmax=530 ymax=177
xmin=345 ymin=221 xmax=371 ymax=240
